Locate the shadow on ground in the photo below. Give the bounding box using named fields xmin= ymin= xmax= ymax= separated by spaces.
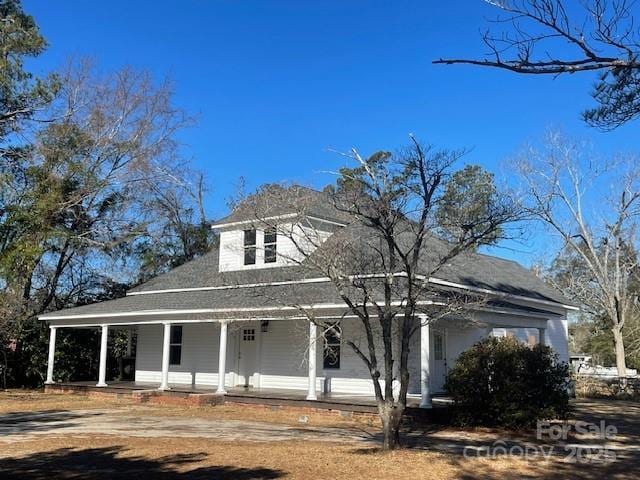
xmin=448 ymin=454 xmax=640 ymax=480
xmin=0 ymin=410 xmax=97 ymax=436
xmin=0 ymin=446 xmax=284 ymax=480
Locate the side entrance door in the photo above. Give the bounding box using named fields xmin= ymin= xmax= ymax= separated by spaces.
xmin=431 ymin=329 xmax=448 ymax=393
xmin=237 ymin=326 xmax=258 ymax=387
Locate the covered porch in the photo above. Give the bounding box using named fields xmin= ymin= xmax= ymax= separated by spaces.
xmin=41 ymin=304 xmax=556 ymax=410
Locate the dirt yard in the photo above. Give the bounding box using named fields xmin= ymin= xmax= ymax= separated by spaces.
xmin=0 ymin=390 xmax=638 ymax=479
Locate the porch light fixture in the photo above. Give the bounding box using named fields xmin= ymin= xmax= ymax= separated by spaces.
xmin=261 ymin=320 xmax=269 ymax=333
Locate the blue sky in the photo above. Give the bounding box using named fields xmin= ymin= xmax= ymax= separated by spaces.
xmin=24 ymin=1 xmax=638 ymax=265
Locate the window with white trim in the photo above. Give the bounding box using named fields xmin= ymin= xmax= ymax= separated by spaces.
xmin=433 ymin=331 xmax=443 ymax=361
xmin=169 ymin=325 xmax=182 ymax=365
xmin=243 ymin=229 xmax=256 ymax=265
xmin=323 ymin=323 xmax=341 ymax=369
xmin=242 ymin=328 xmax=256 ymax=341
xmin=264 ymin=227 xmax=277 ymax=263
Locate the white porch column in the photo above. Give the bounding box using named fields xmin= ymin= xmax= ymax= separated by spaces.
xmin=45 ymin=326 xmax=57 ymax=385
xmin=159 ymin=322 xmax=171 ymax=391
xmin=216 ymin=321 xmax=228 ymax=394
xmin=307 ymin=320 xmax=318 ymax=401
xmin=419 ymin=315 xmax=432 ymax=408
xmin=538 ymin=327 xmax=546 ymax=346
xmin=96 ymin=324 xmax=109 ymax=387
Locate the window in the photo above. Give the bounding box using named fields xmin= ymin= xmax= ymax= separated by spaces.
xmin=323 ymin=323 xmax=341 ymax=369
xmin=433 ymin=332 xmax=443 ymax=361
xmin=242 ymin=328 xmax=255 ymax=341
xmin=243 ymin=229 xmax=256 ymax=265
xmin=264 ymin=227 xmax=277 ymax=263
xmin=169 ymin=325 xmax=182 ymax=365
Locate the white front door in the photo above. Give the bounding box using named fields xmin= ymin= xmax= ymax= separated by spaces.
xmin=237 ymin=327 xmax=258 ymax=387
xmin=431 ymin=329 xmax=448 ymax=393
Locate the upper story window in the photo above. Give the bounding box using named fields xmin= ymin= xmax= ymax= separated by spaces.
xmin=264 ymin=227 xmax=277 ymax=263
xmin=243 ymin=229 xmax=256 ymax=265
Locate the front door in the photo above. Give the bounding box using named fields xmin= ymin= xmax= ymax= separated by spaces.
xmin=237 ymin=327 xmax=258 ymax=387
xmin=431 ymin=329 xmax=448 ymax=393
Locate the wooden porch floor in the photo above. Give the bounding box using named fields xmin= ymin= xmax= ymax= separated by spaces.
xmin=47 ymin=381 xmax=450 ymax=413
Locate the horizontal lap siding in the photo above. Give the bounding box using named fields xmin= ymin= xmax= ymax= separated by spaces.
xmin=323 ymin=319 xmax=387 ymax=395
xmin=134 ymin=319 xmax=425 ymax=396
xmin=135 ymin=323 xmax=236 ymax=387
xmin=218 ymin=225 xmax=330 ymax=272
xmin=258 ymin=319 xmax=392 ymax=395
xmin=259 ymin=320 xmax=311 ymax=390
xmin=546 ymin=317 xmax=569 ymax=363
xmin=447 ymin=325 xmax=487 ymax=363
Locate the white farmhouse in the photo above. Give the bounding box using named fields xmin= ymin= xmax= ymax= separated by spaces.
xmin=40 ymin=186 xmax=575 ymax=409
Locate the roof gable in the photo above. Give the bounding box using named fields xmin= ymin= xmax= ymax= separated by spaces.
xmin=211 ymin=184 xmax=349 ymax=229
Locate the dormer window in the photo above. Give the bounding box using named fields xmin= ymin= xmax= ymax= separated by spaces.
xmin=243 ymin=229 xmax=256 ymax=265
xmin=264 ymin=227 xmax=277 ymax=263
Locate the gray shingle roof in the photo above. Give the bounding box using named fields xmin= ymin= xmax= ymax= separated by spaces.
xmin=212 ymin=185 xmax=349 ymax=227
xmin=42 ymin=239 xmax=572 ymax=320
xmin=41 ymin=282 xmax=348 ymax=320
xmin=41 ymin=185 xmax=574 ymax=320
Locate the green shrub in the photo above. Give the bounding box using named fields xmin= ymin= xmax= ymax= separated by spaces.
xmin=444 ymin=336 xmax=570 ymax=428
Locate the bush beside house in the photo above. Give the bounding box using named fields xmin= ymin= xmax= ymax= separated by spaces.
xmin=445 ymin=336 xmax=570 ymax=428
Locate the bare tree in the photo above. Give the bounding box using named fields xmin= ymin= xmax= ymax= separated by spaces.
xmin=434 ymin=0 xmax=640 ymax=129
xmin=137 ymin=172 xmax=214 ymax=281
xmin=0 ymin=59 xmax=198 ymax=384
xmin=240 ymin=139 xmax=520 ymax=450
xmin=516 ymin=132 xmax=640 ymax=377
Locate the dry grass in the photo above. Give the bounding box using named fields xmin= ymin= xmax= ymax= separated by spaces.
xmin=0 ymin=389 xmax=124 ymax=414
xmin=0 ymin=434 xmax=618 ymax=480
xmin=1 ymin=390 xmax=638 ymax=479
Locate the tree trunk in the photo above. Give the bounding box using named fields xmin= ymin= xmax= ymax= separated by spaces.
xmin=612 ymin=326 xmax=627 ymax=378
xmin=1 ymin=346 xmax=6 ymax=390
xmin=380 ymin=404 xmax=403 ymax=450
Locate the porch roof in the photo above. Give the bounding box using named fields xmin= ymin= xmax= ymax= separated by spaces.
xmin=39 ymin=281 xmax=348 ymax=321
xmin=39 ymin=279 xmax=561 ymax=327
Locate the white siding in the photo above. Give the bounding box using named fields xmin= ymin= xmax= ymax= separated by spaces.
xmin=134 ymin=319 xmax=398 ymax=396
xmin=132 ymin=311 xmax=570 ymax=395
xmin=446 ymin=323 xmax=487 ymax=362
xmin=444 ymin=311 xmax=570 ymax=366
xmin=257 ymin=319 xmax=399 ymax=395
xmin=218 ymin=223 xmax=331 ymax=272
xmin=320 ymin=319 xmax=391 ymax=396
xmin=135 ymin=323 xmax=237 ymax=387
xmin=546 ymin=316 xmax=570 ymax=364
xmin=258 ymin=319 xmax=313 ymax=390
xmin=218 ymin=230 xmax=246 ymax=272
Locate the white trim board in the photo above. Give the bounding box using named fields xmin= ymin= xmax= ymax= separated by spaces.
xmin=126 ymin=272 xmax=575 ymax=311
xmin=210 ymin=213 xmax=347 ymax=230
xmin=210 ymin=213 xmax=298 ymax=229
xmin=40 ymin=301 xmax=554 ymax=327
xmin=426 ymin=277 xmax=578 ymax=311
xmin=40 ymin=300 xmax=439 ymax=321
xmin=127 ymin=277 xmax=331 ymax=296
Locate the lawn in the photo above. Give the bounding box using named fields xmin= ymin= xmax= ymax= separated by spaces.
xmin=0 ymin=390 xmax=638 ymax=479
